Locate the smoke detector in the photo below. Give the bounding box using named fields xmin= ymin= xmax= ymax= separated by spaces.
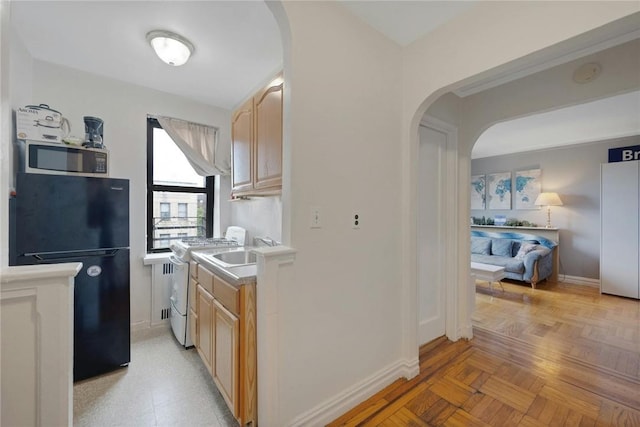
xmin=572 ymin=62 xmax=602 ymax=84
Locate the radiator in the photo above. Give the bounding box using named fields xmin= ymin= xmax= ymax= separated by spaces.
xmin=151 ymin=262 xmax=174 ymax=326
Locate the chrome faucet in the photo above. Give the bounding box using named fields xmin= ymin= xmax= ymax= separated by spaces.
xmin=253 ymin=236 xmax=280 ymax=247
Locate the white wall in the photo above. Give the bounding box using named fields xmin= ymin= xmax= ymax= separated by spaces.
xmin=0 ymin=16 xmax=32 ymax=267
xmin=276 ymin=2 xmax=405 ymax=423
xmin=424 ymin=92 xmax=461 ymax=127
xmin=229 ymin=195 xmax=282 ymax=245
xmin=29 ymin=60 xmax=232 ymax=327
xmin=9 ymin=26 xmax=32 ymax=126
xmin=262 ymin=2 xmax=640 ymax=424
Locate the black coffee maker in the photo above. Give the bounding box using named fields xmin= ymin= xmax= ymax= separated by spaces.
xmin=83 ymin=116 xmax=104 ymax=148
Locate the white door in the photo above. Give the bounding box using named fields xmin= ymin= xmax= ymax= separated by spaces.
xmin=417 ymin=122 xmax=447 ymax=344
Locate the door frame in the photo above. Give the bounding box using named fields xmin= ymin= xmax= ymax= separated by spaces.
xmin=418 ymin=115 xmax=461 ymax=342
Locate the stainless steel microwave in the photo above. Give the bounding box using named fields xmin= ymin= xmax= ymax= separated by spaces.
xmin=19 ymin=140 xmax=109 ymax=177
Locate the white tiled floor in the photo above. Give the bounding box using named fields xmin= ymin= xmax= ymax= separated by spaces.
xmin=73 ymin=326 xmax=237 ymax=427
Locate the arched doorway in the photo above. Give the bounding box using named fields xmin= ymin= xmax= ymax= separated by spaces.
xmin=410 ymin=22 xmax=640 ymax=353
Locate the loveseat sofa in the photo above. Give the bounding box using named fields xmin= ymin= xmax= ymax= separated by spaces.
xmin=470 ymin=230 xmax=557 ymax=288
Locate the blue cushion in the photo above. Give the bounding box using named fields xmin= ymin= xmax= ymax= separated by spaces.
xmin=471 ymin=237 xmax=491 ymax=255
xmin=491 ymin=239 xmax=513 ymax=257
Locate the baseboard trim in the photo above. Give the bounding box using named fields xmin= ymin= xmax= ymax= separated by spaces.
xmin=560 ymin=275 xmax=600 ymax=287
xmin=458 ymin=323 xmax=474 ymax=340
xmin=130 ymin=320 xmax=151 ymax=331
xmin=288 ymin=357 xmax=419 ymax=427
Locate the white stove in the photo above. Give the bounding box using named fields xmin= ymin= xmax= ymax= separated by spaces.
xmin=168 ymin=227 xmax=246 ymax=347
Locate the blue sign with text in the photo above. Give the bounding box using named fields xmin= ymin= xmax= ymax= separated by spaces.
xmin=609 ymin=145 xmax=640 ymax=163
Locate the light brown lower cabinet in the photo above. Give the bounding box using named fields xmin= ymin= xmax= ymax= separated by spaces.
xmin=193 ymin=263 xmax=257 ymax=426
xmin=213 ymin=299 xmax=239 ymax=415
xmin=188 ymin=277 xmax=198 ymax=350
xmin=189 ymin=307 xmax=198 ymax=352
xmin=196 ymin=284 xmax=214 ymax=374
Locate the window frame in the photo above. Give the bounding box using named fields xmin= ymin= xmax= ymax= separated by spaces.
xmin=147 ymin=118 xmax=214 ymax=253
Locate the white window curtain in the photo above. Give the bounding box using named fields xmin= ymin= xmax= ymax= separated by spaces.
xmin=155 ymin=116 xmax=230 ymax=176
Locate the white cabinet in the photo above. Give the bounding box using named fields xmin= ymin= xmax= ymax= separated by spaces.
xmin=600 ymin=161 xmax=640 ymax=299
xmin=1 ymin=263 xmax=80 ymax=427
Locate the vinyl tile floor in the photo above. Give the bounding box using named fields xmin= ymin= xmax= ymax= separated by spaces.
xmin=73 ymin=326 xmax=238 ymax=427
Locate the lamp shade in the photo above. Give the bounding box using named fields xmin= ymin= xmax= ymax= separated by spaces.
xmin=534 ymin=192 xmax=563 ymax=207
xmin=146 ymin=30 xmax=194 ymax=66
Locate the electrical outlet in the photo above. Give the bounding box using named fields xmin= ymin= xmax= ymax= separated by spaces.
xmin=352 ymin=212 xmax=360 ymax=229
xmin=310 ymin=207 xmax=322 ymax=228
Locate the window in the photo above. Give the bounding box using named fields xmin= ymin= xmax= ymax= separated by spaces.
xmin=159 ymin=234 xmax=171 ymax=248
xmin=178 ymin=203 xmax=188 ymax=218
xmin=160 ymin=203 xmax=171 ymax=219
xmin=147 ymin=118 xmax=214 ymax=252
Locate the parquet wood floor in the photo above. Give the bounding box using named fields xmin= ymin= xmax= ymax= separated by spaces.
xmin=328 ymin=280 xmax=640 ymax=426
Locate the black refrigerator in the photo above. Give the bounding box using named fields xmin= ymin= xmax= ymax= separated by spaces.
xmin=11 ymin=172 xmax=130 ymax=381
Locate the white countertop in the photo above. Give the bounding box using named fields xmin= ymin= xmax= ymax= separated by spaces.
xmin=1 ymin=263 xmax=83 ymax=283
xmin=142 ymin=253 xmax=172 ymax=265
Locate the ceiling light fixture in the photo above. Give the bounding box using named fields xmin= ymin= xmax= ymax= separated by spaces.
xmin=146 ymin=30 xmax=195 ymax=67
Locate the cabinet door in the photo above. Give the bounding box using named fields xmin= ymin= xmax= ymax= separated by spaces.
xmin=231 ymin=98 xmax=254 ymax=193
xmin=188 ymin=278 xmax=198 ymax=312
xmin=196 ymin=285 xmax=214 ymax=374
xmin=601 ymin=161 xmax=639 ymax=298
xmin=189 ymin=307 xmax=198 ymax=349
xmin=254 ymin=81 xmax=283 ymax=190
xmin=213 ymin=299 xmax=239 ymax=417
xmin=239 ymin=283 xmax=257 ymax=425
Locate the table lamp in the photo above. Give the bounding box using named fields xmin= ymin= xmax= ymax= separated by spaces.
xmin=534 ymin=192 xmax=563 ymax=228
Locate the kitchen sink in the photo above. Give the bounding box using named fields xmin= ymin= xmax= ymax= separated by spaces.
xmin=210 ymin=250 xmax=257 ymax=266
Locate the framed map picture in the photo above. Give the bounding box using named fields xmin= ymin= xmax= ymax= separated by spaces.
xmin=470 ymin=175 xmax=486 ymax=210
xmin=515 ymin=169 xmax=541 ymax=209
xmin=487 ymin=172 xmax=511 ymax=210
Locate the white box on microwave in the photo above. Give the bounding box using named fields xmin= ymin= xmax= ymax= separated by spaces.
xmin=16 ymin=106 xmax=62 ymax=143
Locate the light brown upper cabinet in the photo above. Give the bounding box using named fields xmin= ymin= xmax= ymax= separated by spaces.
xmin=231 ymin=98 xmax=254 ymax=193
xmin=254 ymin=81 xmax=283 ymax=190
xmin=231 ymin=74 xmax=283 ymax=196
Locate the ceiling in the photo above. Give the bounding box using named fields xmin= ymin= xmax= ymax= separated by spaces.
xmin=11 ymin=1 xmax=283 ymax=110
xmin=338 ymin=1 xmax=477 ymax=46
xmin=11 ymin=1 xmax=639 ymax=156
xmin=473 ymin=90 xmax=640 ymax=159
